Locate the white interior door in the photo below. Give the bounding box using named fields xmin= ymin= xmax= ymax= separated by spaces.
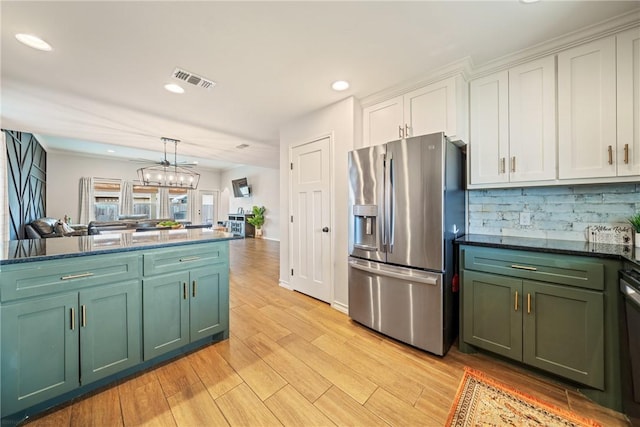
xmin=290 ymin=137 xmax=332 ymax=303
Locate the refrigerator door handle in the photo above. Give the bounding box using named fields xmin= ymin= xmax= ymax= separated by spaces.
xmin=384 ymin=152 xmax=394 ymax=254
xmin=389 ymin=155 xmax=395 ymax=254
xmin=349 ymin=260 xmax=438 ymax=285
xmin=379 ymin=152 xmax=387 ymax=253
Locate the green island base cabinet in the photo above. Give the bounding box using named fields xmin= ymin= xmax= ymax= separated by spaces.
xmin=458 ymin=243 xmax=623 ymax=412
xmin=0 ymin=235 xmax=232 ymax=425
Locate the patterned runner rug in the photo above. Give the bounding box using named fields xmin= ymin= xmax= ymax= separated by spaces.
xmin=446 ymin=367 xmax=602 ymax=427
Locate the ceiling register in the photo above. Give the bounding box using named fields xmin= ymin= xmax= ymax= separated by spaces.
xmin=137 ymin=137 xmax=200 ymax=189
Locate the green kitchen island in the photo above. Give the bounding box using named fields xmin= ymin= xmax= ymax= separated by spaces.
xmin=0 ymin=229 xmax=239 ymax=425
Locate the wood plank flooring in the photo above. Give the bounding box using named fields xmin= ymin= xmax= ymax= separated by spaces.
xmin=25 ymin=238 xmax=630 ymax=426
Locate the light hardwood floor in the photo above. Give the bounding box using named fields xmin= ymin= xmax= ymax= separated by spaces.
xmin=25 ymin=238 xmax=630 ymax=426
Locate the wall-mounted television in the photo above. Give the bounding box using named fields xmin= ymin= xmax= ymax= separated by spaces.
xmin=231 ymin=177 xmax=251 ymax=198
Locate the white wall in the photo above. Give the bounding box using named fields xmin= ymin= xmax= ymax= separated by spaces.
xmin=47 ymin=151 xmax=221 ymax=221
xmin=220 ymin=165 xmax=280 ymax=241
xmin=0 ymin=133 xmax=7 ymax=243
xmin=279 ymin=96 xmax=359 ymax=312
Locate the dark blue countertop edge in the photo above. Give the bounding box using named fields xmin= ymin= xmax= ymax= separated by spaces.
xmin=0 ymin=230 xmax=243 ymax=265
xmin=455 ymin=233 xmax=638 ymax=265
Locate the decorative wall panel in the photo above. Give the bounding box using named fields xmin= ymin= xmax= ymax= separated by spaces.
xmin=4 ymin=130 xmax=47 ymax=240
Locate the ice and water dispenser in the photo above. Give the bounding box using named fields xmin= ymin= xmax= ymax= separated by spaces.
xmin=352 ymin=204 xmax=378 ymax=251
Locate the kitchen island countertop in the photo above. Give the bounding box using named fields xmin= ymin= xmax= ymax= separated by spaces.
xmin=455 ymin=233 xmax=638 ymax=265
xmin=0 ymin=228 xmax=241 ymax=265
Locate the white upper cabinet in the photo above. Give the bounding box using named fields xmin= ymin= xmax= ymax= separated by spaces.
xmin=469 ymin=71 xmax=509 ymax=185
xmin=362 ymin=96 xmax=404 ymax=147
xmin=362 ymin=75 xmax=467 ymax=147
xmin=617 ymin=27 xmax=640 ymax=177
xmin=469 ymin=56 xmax=556 ymax=186
xmin=558 ymin=37 xmax=617 ymax=179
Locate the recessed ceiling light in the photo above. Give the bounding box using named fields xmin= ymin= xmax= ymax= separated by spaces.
xmin=331 ymin=80 xmax=350 ymax=91
xmin=15 ymin=33 xmax=52 ymax=51
xmin=107 ymin=149 xmax=115 ymax=153
xmin=236 ymin=144 xmax=250 ymax=149
xmin=164 ymin=83 xmax=185 ymax=94
xmin=520 ymin=0 xmax=540 ymax=3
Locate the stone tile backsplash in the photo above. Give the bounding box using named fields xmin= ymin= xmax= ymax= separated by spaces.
xmin=468 ymin=184 xmax=640 ymax=241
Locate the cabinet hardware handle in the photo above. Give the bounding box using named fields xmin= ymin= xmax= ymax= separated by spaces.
xmin=511 ymin=156 xmax=516 ymax=173
xmin=183 ymin=282 xmax=187 ymax=299
xmin=405 ymin=124 xmax=410 ymax=138
xmin=61 ymin=272 xmax=94 ymax=280
xmin=70 ymin=307 xmax=75 ymax=330
xmin=398 ymin=125 xmax=404 ymax=139
xmin=192 ymin=280 xmax=197 ymax=298
xmin=511 ymin=264 xmax=537 ymax=271
xmin=625 ymin=144 xmax=629 ymax=164
xmin=179 ymin=256 xmax=201 ymax=262
xmin=514 ymin=291 xmax=518 ymax=311
xmin=608 ymin=145 xmax=613 ymax=165
xmin=81 ymin=305 xmax=86 ymax=327
xmin=500 ymin=157 xmax=506 ymax=174
xmin=527 ymin=294 xmax=531 ymax=314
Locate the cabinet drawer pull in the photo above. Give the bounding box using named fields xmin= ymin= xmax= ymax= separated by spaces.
xmin=179 ymin=256 xmax=201 ymax=263
xmin=61 ymin=272 xmax=94 ymax=280
xmin=514 ymin=291 xmax=518 ymax=311
xmin=398 ymin=125 xmax=403 ymax=139
xmin=625 ymin=143 xmax=629 ymax=164
xmin=527 ymin=293 xmax=531 ymax=314
xmin=192 ymin=280 xmax=197 ymax=298
xmin=405 ymin=124 xmax=410 ymax=138
xmin=183 ymin=282 xmax=187 ymax=299
xmin=608 ymin=145 xmax=613 ymax=165
xmin=81 ymin=305 xmax=87 ymax=327
xmin=511 ymin=264 xmax=537 ymax=271
xmin=500 ymin=157 xmax=506 ymax=174
xmin=70 ymin=307 xmax=75 ymax=330
xmin=511 ymin=156 xmax=516 ymax=173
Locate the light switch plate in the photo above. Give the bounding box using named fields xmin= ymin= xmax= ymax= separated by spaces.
xmin=519 ymin=212 xmax=531 ymax=226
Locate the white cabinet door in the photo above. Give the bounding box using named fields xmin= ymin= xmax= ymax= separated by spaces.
xmin=362 ymin=96 xmax=403 ymax=147
xmin=509 ymin=56 xmax=556 ymax=182
xmin=404 ymin=77 xmax=457 ymax=139
xmin=617 ymin=27 xmax=640 ymax=177
xmin=558 ymin=36 xmax=617 ymax=179
xmin=469 ymin=71 xmax=510 ymax=185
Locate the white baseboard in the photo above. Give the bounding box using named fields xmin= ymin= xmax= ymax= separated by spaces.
xmin=262 ymin=237 xmax=280 ymax=242
xmin=331 ymin=301 xmax=348 ymax=314
xmin=279 ymin=280 xmax=293 ymax=290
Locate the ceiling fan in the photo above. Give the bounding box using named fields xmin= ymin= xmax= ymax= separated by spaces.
xmin=130 ymin=137 xmax=198 ymax=167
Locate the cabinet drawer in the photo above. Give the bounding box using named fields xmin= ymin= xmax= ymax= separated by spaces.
xmin=461 ymin=247 xmax=604 ymax=290
xmin=0 ymin=254 xmax=140 ymax=302
xmin=143 ymin=242 xmax=228 ymax=276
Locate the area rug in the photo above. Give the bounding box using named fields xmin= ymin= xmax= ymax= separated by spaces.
xmin=445 ymin=367 xmax=602 ymax=427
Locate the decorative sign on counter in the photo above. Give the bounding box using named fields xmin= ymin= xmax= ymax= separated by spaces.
xmin=587 ymin=224 xmax=633 ymax=245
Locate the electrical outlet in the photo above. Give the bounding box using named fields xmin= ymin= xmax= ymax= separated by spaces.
xmin=519 ymin=212 xmax=531 ymax=226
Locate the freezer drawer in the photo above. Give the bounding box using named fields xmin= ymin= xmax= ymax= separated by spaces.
xmin=348 ymin=258 xmax=444 ymax=355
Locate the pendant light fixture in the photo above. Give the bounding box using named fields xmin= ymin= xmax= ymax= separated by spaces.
xmin=137 ymin=137 xmax=200 ymax=189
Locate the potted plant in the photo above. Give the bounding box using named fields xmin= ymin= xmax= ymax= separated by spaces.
xmin=628 ymin=213 xmax=640 ymax=248
xmin=247 ymin=206 xmax=266 ymax=238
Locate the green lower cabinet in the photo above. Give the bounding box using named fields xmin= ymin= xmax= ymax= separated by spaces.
xmin=1 ymin=282 xmax=141 ymax=417
xmin=142 ymin=271 xmax=190 ymax=360
xmin=79 ymin=281 xmax=142 ymax=384
xmin=143 ymin=263 xmax=228 ymax=360
xmin=462 ymin=270 xmax=605 ymax=390
xmin=189 ymin=265 xmax=229 ymax=341
xmin=462 ymin=271 xmax=522 ymax=360
xmin=523 ymin=280 xmax=604 ymax=389
xmin=1 ymin=294 xmax=80 ymax=415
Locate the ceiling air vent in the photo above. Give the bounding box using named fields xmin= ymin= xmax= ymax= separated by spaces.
xmin=172 ymin=67 xmax=216 ymax=90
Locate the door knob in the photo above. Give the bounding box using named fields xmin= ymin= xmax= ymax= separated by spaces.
xmin=322 ymin=227 xmax=329 ymax=232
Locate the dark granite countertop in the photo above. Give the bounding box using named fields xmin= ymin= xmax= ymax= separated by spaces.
xmin=455 ymin=234 xmax=639 ymax=266
xmin=0 ymin=229 xmax=242 ymax=265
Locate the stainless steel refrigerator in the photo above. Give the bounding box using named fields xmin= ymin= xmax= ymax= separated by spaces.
xmin=348 ymin=132 xmax=465 ymax=356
